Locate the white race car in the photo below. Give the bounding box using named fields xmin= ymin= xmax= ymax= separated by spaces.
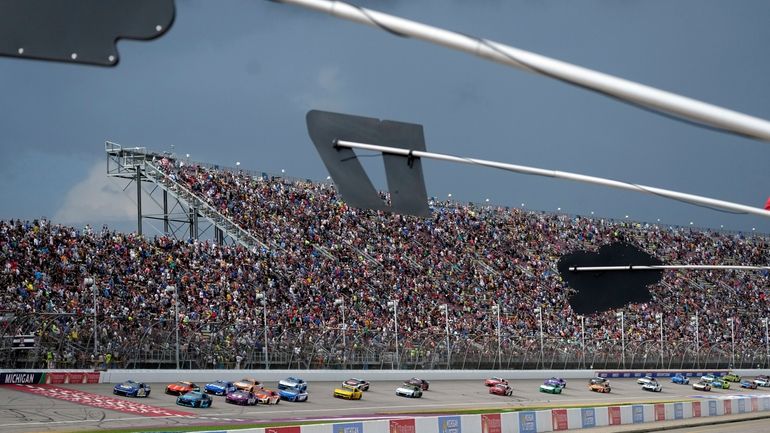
xmin=642 ymin=381 xmax=662 ymax=392
xmin=753 ymin=375 xmax=770 ymax=387
xmin=637 ymin=375 xmax=656 ymax=385
xmin=395 ymin=385 xmax=423 ymax=398
xmin=692 ymin=381 xmax=712 ymax=391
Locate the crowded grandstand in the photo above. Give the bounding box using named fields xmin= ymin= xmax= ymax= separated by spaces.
xmin=2 ymin=156 xmax=769 ymax=371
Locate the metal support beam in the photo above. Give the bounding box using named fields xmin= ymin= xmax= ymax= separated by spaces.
xmin=135 ymin=165 xmax=142 ymax=236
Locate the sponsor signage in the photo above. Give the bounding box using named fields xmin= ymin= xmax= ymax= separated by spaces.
xmin=551 ymin=409 xmax=568 ymax=431
xmin=737 ymin=398 xmax=746 ymax=413
xmin=693 ymin=401 xmax=701 ymax=417
xmin=333 ymin=422 xmax=363 ymax=433
xmin=438 ymin=415 xmax=461 ymax=433
xmin=724 ymin=400 xmax=732 ymax=415
xmin=0 ymin=372 xmax=44 ymax=384
xmin=581 ymin=408 xmax=596 ymax=428
xmin=708 ymin=400 xmax=717 ymax=416
xmin=632 ymin=405 xmax=645 ymax=423
xmin=480 ymin=413 xmax=501 ymax=433
xmin=518 ymin=411 xmax=537 ymax=433
xmin=266 ymin=427 xmax=301 ymax=433
xmin=608 ymin=406 xmax=621 ymax=425
xmin=390 ymin=418 xmax=415 ymax=433
xmin=655 ymin=404 xmax=665 ymax=421
xmin=674 ymin=402 xmax=683 ymax=419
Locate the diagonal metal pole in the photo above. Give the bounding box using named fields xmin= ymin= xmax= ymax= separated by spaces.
xmin=274 ymin=0 xmax=770 ymax=142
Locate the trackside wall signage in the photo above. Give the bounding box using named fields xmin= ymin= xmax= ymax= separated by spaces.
xmin=0 ymin=372 xmax=44 ymax=384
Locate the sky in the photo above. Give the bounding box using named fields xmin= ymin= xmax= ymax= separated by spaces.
xmin=1 ymin=0 xmax=770 ymax=236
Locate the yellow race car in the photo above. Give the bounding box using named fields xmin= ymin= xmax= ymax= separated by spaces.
xmin=333 ymin=387 xmax=363 ymax=400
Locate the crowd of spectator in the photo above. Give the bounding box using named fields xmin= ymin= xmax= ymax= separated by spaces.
xmin=1 ymin=160 xmax=769 ymax=369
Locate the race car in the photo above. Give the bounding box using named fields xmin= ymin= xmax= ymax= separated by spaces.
xmin=711 ymin=378 xmax=731 ymax=389
xmin=278 ymin=377 xmax=307 ymax=392
xmin=484 ymin=377 xmax=508 ymax=387
xmin=701 ymin=374 xmax=718 ymax=383
xmin=590 ymin=377 xmax=609 ymax=386
xmin=489 ymin=383 xmax=513 ymax=396
xmin=278 ymin=385 xmax=309 ymax=402
xmin=395 ymin=384 xmax=423 ymax=398
xmin=589 ymin=382 xmax=611 ymax=393
xmin=225 ymin=390 xmax=258 ymax=406
xmin=113 ymin=380 xmax=151 ymax=397
xmin=692 ymin=381 xmax=712 ymax=391
xmin=234 ymin=377 xmax=262 ymax=392
xmin=255 ymin=388 xmax=281 ymax=404
xmin=333 ymin=387 xmax=363 ymax=400
xmin=723 ymin=371 xmax=741 ymax=382
xmin=671 ymin=373 xmax=690 ymax=385
xmin=404 ymin=378 xmax=430 ymax=390
xmin=342 ymin=378 xmax=370 ymax=391
xmin=176 ymin=391 xmax=212 ymax=408
xmin=165 ymin=381 xmax=200 ymax=395
xmin=544 ymin=377 xmax=566 ymax=388
xmin=637 ymin=375 xmax=656 ymax=385
xmin=740 ymin=380 xmax=758 ymax=390
xmin=540 ymin=383 xmax=563 ymax=394
xmin=642 ymin=380 xmax=662 ymax=392
xmin=204 ymin=380 xmax=236 ymax=396
xmin=753 ymin=375 xmax=770 ymax=387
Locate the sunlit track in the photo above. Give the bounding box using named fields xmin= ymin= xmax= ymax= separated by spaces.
xmin=2 ymin=378 xmax=769 ymax=433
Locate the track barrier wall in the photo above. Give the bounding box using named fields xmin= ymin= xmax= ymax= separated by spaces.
xmin=199 ymin=396 xmax=770 ymax=433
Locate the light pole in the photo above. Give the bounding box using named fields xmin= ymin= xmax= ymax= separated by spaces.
xmin=690 ymin=312 xmax=699 ymax=368
xmin=762 ymin=317 xmax=770 ymax=366
xmin=728 ymin=317 xmax=735 ymax=368
xmin=615 ymin=312 xmax=625 ymax=369
xmin=334 ymin=298 xmax=346 ymax=368
xmin=256 ymin=293 xmax=269 ymax=369
xmin=656 ymin=313 xmax=663 ymax=368
xmin=579 ymin=315 xmax=585 ymax=369
xmin=534 ymin=307 xmax=544 ymax=368
xmin=439 ymin=304 xmax=451 ymax=369
xmin=387 ymin=300 xmax=399 ymax=369
xmin=165 ymin=285 xmax=179 ymax=369
xmin=492 ymin=304 xmax=501 ymax=369
xmin=84 ymin=278 xmax=95 ymax=357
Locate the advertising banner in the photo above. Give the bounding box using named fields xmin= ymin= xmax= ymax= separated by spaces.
xmin=674 ymin=402 xmax=683 ymax=420
xmin=708 ymin=400 xmax=717 ymax=416
xmin=480 ymin=413 xmax=501 ymax=433
xmin=333 ymin=422 xmax=364 ymax=433
xmin=737 ymin=398 xmax=746 ymax=413
xmin=438 ymin=415 xmax=461 ymax=433
xmin=390 ymin=418 xmax=416 ymax=433
xmin=608 ymin=406 xmax=621 ymax=425
xmin=68 ymin=372 xmax=85 ymax=384
xmin=724 ymin=400 xmax=732 ymax=415
xmin=0 ymin=372 xmax=45 ymax=384
xmin=581 ymin=408 xmax=596 ymax=428
xmin=654 ymin=403 xmax=665 ymax=421
xmin=266 ymin=427 xmax=301 ymax=433
xmin=85 ymin=372 xmax=100 ymax=384
xmin=46 ymin=372 xmax=67 ymax=384
xmin=692 ymin=401 xmax=701 ymax=417
xmin=632 ymin=405 xmax=644 ymax=423
xmin=518 ymin=411 xmax=537 ymax=433
xmin=751 ymin=397 xmax=759 ymax=412
xmin=551 ymin=409 xmax=568 ymax=431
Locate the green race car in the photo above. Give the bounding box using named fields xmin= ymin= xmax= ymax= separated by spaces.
xmin=539 ymin=383 xmax=563 ymax=394
xmin=711 ymin=379 xmax=731 ymax=389
xmin=723 ymin=372 xmax=741 ymax=382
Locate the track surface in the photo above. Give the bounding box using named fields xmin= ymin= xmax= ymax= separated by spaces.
xmin=1 ymin=378 xmax=769 ymax=433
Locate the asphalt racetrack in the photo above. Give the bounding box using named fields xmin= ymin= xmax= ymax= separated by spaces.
xmin=2 ymin=378 xmax=770 ymax=433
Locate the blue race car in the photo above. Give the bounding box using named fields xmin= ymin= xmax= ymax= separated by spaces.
xmin=740 ymin=380 xmax=758 ymax=390
xmin=176 ymin=391 xmax=212 ymax=408
xmin=671 ymin=373 xmax=690 ymax=385
xmin=278 ymin=385 xmax=309 ymax=402
xmin=204 ymin=380 xmax=236 ymax=396
xmin=544 ymin=377 xmax=567 ymax=388
xmin=113 ymin=380 xmax=151 ymax=397
xmin=278 ymin=376 xmax=307 ymax=392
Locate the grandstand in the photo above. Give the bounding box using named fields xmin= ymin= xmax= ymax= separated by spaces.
xmin=1 ymin=145 xmax=769 ymax=371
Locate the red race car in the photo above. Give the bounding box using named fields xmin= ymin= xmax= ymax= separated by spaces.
xmin=489 ymin=383 xmax=513 ymax=396
xmin=484 ymin=377 xmax=508 ymax=387
xmin=404 ymin=378 xmax=430 ymax=390
xmin=255 ymin=388 xmax=281 ymax=404
xmin=165 ymin=381 xmax=200 ymax=395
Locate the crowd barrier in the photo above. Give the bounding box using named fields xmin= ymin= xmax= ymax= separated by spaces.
xmin=0 ymin=370 xmax=99 ymax=384
xmin=199 ymin=396 xmax=770 ymax=433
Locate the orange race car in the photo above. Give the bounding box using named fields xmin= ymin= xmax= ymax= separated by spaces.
xmin=234 ymin=377 xmax=263 ymax=392
xmin=165 ymin=381 xmax=200 ymax=395
xmin=255 ymin=388 xmax=281 ymax=404
xmin=589 ymin=382 xmax=611 ymax=393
